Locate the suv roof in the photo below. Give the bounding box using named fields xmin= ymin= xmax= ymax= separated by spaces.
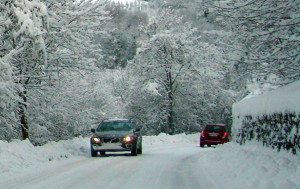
xmin=103 ymin=119 xmax=130 ymax=122
xmin=205 ymin=124 xmax=226 ymax=126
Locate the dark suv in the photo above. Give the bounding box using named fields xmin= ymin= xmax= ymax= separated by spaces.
xmin=200 ymin=124 xmax=230 ymax=147
xmin=90 ymin=119 xmax=142 ymax=157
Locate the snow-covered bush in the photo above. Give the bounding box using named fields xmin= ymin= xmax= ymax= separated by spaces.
xmin=232 ymin=80 xmax=300 ymax=154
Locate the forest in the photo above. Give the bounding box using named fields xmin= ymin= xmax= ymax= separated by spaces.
xmin=0 ymin=0 xmax=299 ymax=145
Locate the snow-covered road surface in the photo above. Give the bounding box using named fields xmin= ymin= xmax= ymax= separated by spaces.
xmin=0 ymin=134 xmax=299 ymax=189
xmin=0 ymin=144 xmax=215 ymax=189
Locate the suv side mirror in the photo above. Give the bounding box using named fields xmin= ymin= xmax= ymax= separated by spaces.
xmin=91 ymin=128 xmax=96 ymax=133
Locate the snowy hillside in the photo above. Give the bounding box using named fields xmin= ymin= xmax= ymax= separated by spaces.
xmin=0 ymin=134 xmax=299 ymax=188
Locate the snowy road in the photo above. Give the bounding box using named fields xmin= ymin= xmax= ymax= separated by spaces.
xmin=0 ymin=144 xmax=217 ymax=189
xmin=1 ymin=135 xmax=299 ymax=189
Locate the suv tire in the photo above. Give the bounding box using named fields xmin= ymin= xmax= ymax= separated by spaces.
xmin=131 ymin=143 xmax=138 ymax=156
xmin=137 ymin=141 xmax=142 ymax=154
xmin=91 ymin=149 xmax=97 ymax=157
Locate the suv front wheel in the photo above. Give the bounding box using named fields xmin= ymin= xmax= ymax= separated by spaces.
xmin=131 ymin=143 xmax=138 ymax=156
xmin=137 ymin=140 xmax=142 ymax=154
xmin=91 ymin=149 xmax=97 ymax=157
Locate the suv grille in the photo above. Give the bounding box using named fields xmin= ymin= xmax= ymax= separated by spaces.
xmin=103 ymin=138 xmax=120 ymax=143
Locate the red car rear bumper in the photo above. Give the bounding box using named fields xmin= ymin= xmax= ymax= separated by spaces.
xmin=200 ymin=137 xmax=228 ymax=145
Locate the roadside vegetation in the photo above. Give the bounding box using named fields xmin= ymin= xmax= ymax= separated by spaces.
xmin=0 ymin=0 xmax=299 ymax=149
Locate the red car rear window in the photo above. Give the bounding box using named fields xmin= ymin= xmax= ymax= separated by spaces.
xmin=205 ymin=125 xmax=225 ymax=132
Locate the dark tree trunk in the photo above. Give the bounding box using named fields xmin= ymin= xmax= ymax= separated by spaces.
xmin=19 ymin=91 xmax=28 ymax=140
xmin=167 ymin=102 xmax=174 ymax=135
xmin=167 ymin=71 xmax=175 ymax=135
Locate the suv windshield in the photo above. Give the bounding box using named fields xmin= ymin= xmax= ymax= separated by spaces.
xmin=205 ymin=125 xmax=224 ymax=132
xmin=96 ymin=121 xmax=132 ymax=132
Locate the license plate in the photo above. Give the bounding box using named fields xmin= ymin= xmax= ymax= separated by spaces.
xmin=208 ymin=133 xmax=219 ymax=137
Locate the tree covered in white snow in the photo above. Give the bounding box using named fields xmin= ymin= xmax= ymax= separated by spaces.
xmin=1 ymin=0 xmax=113 ymax=142
xmin=96 ymin=4 xmax=148 ymax=68
xmin=0 ymin=58 xmax=21 ymax=141
xmin=43 ymin=0 xmax=109 ymax=71
xmin=1 ymin=0 xmax=298 ymax=143
xmin=126 ymin=2 xmax=236 ymax=134
xmin=0 ymin=3 xmax=22 ymax=141
xmin=25 ymin=0 xmax=113 ymax=144
xmin=0 ymin=0 xmax=48 ymax=139
xmin=211 ymin=0 xmax=300 ymax=84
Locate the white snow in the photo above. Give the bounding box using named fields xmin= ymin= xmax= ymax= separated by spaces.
xmin=143 ymin=82 xmax=161 ymax=96
xmin=202 ymin=30 xmax=233 ymax=37
xmin=0 ymin=133 xmax=299 ymax=188
xmin=233 ymin=80 xmax=300 ymax=117
xmin=111 ymin=0 xmax=137 ymax=3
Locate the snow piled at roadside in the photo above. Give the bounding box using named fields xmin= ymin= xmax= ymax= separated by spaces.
xmin=199 ymin=142 xmax=300 ymax=189
xmin=0 ymin=137 xmax=90 ymax=173
xmin=0 ymin=133 xmax=299 ymax=188
xmin=233 ymin=80 xmax=300 ymax=118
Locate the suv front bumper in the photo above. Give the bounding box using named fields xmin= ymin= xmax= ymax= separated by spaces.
xmin=91 ymin=141 xmax=133 ymax=152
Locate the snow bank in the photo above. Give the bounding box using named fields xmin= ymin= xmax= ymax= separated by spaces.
xmin=0 ymin=137 xmax=90 ymax=173
xmin=232 ymin=81 xmax=300 ymax=154
xmin=198 ymin=142 xmax=300 ymax=189
xmin=233 ymin=80 xmax=300 ymax=118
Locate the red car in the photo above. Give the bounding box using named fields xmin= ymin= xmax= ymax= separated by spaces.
xmin=200 ymin=124 xmax=230 ymax=147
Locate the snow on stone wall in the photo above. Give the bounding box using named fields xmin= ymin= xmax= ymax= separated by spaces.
xmin=233 ymin=80 xmax=300 ymax=131
xmin=233 ymin=80 xmax=300 ymax=117
xmin=232 ymin=80 xmax=300 ymax=154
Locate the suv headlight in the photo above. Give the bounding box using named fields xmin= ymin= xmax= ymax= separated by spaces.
xmin=91 ymin=137 xmax=101 ymax=143
xmin=123 ymin=136 xmax=134 ymax=142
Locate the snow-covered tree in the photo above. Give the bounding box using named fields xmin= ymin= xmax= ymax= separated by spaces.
xmin=213 ymin=0 xmax=300 ymax=84
xmin=26 ymin=0 xmax=113 ymax=143
xmin=44 ymin=0 xmax=109 ymax=72
xmin=130 ymin=34 xmax=186 ymax=134
xmin=27 ymin=70 xmax=110 ymax=144
xmin=4 ymin=0 xmax=290 ymax=142
xmin=0 ymin=0 xmax=48 ymax=139
xmin=1 ymin=0 xmax=113 ymax=142
xmin=0 ymin=58 xmax=21 ymax=141
xmin=126 ymin=0 xmax=233 ymax=133
xmin=98 ymin=5 xmax=148 ymax=68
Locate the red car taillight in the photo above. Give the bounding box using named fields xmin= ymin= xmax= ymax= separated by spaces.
xmin=222 ymin=132 xmax=227 ymax=139
xmin=201 ymin=130 xmax=205 ymax=137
